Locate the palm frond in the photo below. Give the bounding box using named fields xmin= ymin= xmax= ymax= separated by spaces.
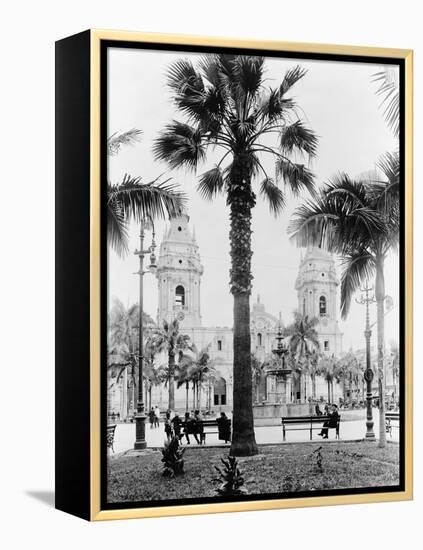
xmin=107 ymin=194 xmax=129 ymax=257
xmin=340 ymin=251 xmax=375 ymax=318
xmin=373 ymin=151 xmax=400 ymax=213
xmin=197 ymin=166 xmax=226 ymax=200
xmin=279 ymin=66 xmax=307 ymax=96
xmin=167 ymin=59 xmax=202 ymax=94
xmin=258 ymin=89 xmax=295 ymax=123
xmin=107 ymin=129 xmax=142 ymax=156
xmin=281 ymin=121 xmax=318 ymax=158
xmin=276 ymin=159 xmax=316 ymax=195
xmin=259 ymin=178 xmax=285 ymax=215
xmin=108 ymin=174 xmax=186 ymax=223
xmin=288 ymin=195 xmax=340 ymax=250
xmin=233 ymin=55 xmax=265 ymax=96
xmin=153 ymin=121 xmax=205 ymax=170
xmin=372 ymin=68 xmax=400 ymax=138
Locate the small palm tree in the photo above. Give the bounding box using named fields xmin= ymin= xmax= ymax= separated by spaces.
xmin=107 ymin=129 xmax=186 ymax=256
xmin=151 ymin=319 xmax=191 ymax=410
xmin=154 ymin=55 xmax=318 ymax=456
xmin=307 ymin=349 xmax=321 ymax=400
xmin=251 ymin=353 xmax=264 ymax=403
xmin=178 ymin=345 xmax=218 ymax=410
xmin=337 ymin=351 xmax=363 ymax=404
xmin=284 ymin=312 xmax=320 ymax=402
xmin=289 ymin=171 xmax=399 ymax=447
xmin=317 ymin=354 xmax=337 ymax=403
xmin=108 ymin=299 xmax=157 ymax=416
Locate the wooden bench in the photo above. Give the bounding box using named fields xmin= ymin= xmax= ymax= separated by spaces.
xmin=385 ymin=412 xmax=400 ymax=437
xmin=281 ymin=415 xmax=340 ymax=441
xmin=107 ymin=424 xmax=117 ymax=452
xmin=180 ymin=418 xmax=231 ymax=444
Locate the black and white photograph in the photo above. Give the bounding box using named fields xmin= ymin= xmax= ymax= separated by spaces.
xmin=104 ymin=43 xmax=404 ymax=508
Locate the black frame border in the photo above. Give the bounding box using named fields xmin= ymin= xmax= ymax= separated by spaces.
xmin=99 ymin=39 xmax=406 ymax=512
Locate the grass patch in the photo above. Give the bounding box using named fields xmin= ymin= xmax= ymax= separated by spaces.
xmin=107 ymin=441 xmax=399 ymax=503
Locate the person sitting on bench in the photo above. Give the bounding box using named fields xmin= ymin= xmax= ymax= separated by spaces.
xmin=318 ymin=404 xmax=339 ymax=439
xmin=171 ymin=412 xmax=182 ymax=442
xmin=217 ymin=412 xmax=231 ymax=443
xmin=182 ymin=412 xmax=200 ymax=445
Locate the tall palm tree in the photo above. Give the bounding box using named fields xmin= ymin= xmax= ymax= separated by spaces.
xmin=154 ymin=55 xmax=318 ymax=455
xmin=151 ymin=319 xmax=191 ymax=410
xmin=284 ymin=312 xmax=320 ymax=402
xmin=107 ymin=129 xmax=186 ymax=256
xmin=289 ymin=171 xmax=399 ymax=447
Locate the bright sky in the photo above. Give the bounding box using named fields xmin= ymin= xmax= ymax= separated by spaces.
xmin=107 ymin=47 xmax=400 ymax=351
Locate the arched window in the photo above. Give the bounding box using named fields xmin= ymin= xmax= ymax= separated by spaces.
xmin=175 ymin=285 xmax=185 ymax=306
xmin=257 ymin=333 xmax=262 ymax=347
xmin=319 ymin=295 xmax=327 ymax=316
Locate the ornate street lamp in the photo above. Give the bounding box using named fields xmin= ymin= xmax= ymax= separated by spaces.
xmin=133 ymin=217 xmax=157 ymax=450
xmin=271 ymin=325 xmax=291 ymax=372
xmin=356 ymin=284 xmax=376 ymax=441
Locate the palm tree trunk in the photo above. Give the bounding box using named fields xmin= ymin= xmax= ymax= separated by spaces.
xmin=376 ymin=255 xmax=387 ymax=448
xmin=228 ymin=162 xmax=258 ymax=457
xmin=185 ymin=381 xmax=189 ymax=412
xmin=122 ymin=367 xmax=128 ymax=420
xmin=168 ymin=351 xmax=175 ymax=411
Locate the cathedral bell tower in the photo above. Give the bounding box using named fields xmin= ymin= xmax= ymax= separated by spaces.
xmin=156 ymin=214 xmax=204 ymax=329
xmin=295 ymin=246 xmax=343 ymax=355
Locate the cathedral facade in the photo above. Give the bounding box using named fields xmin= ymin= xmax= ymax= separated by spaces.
xmin=151 ymin=215 xmax=343 ymax=411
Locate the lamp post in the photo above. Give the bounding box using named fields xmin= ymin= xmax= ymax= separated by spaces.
xmin=356 ymin=284 xmax=376 ymax=441
xmin=133 ymin=217 xmax=157 ymax=450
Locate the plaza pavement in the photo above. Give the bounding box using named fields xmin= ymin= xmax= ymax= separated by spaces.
xmin=111 ymin=409 xmax=398 ymax=454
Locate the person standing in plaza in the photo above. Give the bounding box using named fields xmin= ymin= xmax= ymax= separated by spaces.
xmin=148 ymin=407 xmax=155 ymax=429
xmin=154 ymin=405 xmax=160 ymax=428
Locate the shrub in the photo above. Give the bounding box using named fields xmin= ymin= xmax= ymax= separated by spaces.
xmin=215 ymin=456 xmax=246 ymax=496
xmin=161 ymin=437 xmax=186 ymax=477
xmin=312 ymin=446 xmax=323 ymax=472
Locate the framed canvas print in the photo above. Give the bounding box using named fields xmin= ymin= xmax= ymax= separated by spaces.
xmin=55 ymin=29 xmax=413 ymax=521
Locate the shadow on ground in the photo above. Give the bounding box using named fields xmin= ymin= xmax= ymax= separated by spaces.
xmin=26 ymin=490 xmax=55 ymax=508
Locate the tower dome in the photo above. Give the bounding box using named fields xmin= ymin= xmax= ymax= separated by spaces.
xmin=295 ymin=246 xmax=342 ymax=355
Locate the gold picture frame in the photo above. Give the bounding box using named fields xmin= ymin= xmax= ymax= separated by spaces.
xmin=55 ymin=29 xmax=413 ymax=521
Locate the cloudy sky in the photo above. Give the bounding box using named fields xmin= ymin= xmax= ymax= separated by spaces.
xmin=107 ymin=46 xmax=400 ymax=351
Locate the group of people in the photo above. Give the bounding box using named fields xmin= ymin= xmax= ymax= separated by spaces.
xmin=315 ymin=403 xmax=340 ymax=439
xmin=162 ymin=410 xmax=231 ymax=445
xmin=164 ymin=410 xmax=203 ymax=444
